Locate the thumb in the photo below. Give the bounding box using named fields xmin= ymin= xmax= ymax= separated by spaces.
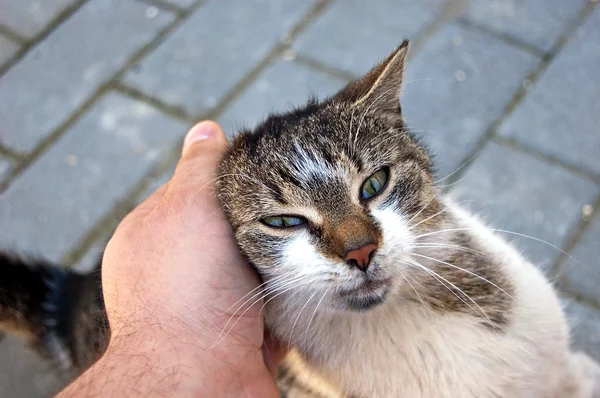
xmin=168 ymin=120 xmax=228 ymax=201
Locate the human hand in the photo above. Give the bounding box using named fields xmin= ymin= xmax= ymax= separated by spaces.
xmin=59 ymin=121 xmax=284 ymax=397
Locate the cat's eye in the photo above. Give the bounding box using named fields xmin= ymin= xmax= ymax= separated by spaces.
xmin=262 ymin=215 xmax=307 ymax=228
xmin=361 ymin=168 xmax=389 ymax=200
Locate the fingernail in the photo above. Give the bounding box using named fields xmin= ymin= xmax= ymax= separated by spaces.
xmin=182 ymin=121 xmax=219 ymax=154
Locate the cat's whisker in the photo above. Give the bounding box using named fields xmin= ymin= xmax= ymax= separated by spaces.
xmin=211 ymin=275 xmax=310 ymax=349
xmin=434 ymin=173 xmax=470 ymax=192
xmin=412 ymin=242 xmax=484 ymax=255
xmin=411 ymin=252 xmax=514 ymax=300
xmin=433 ymin=153 xmax=477 ymax=186
xmin=400 ymin=77 xmax=443 ymax=89
xmin=303 ymin=288 xmax=329 ymax=348
xmin=408 ymin=199 xmax=473 ymax=232
xmin=212 ymin=278 xmax=314 ymax=349
xmin=405 ymin=259 xmax=492 ymax=324
xmin=221 ymin=272 xmax=297 ymax=315
xmin=398 ymin=269 xmax=425 ymax=305
xmin=287 ymin=289 xmax=320 ymax=349
xmin=258 ymin=277 xmax=319 ymax=319
xmin=413 ymin=227 xmax=584 ymax=268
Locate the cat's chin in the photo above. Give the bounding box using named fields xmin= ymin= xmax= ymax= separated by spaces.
xmin=339 ymin=277 xmax=392 ymax=311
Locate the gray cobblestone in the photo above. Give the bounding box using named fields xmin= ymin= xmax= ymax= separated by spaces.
xmin=564 ymin=298 xmax=600 ymax=362
xmin=450 ymin=142 xmax=599 ymax=272
xmin=0 ymin=93 xmax=188 ymax=263
xmin=0 ymin=156 xmax=13 ymax=184
xmin=402 ymin=23 xmax=538 ymax=178
xmin=560 ymin=212 xmax=600 ymax=306
xmin=498 ymin=7 xmax=600 ymax=176
xmin=0 ymin=33 xmax=19 ymax=67
xmin=463 ymin=0 xmax=589 ymax=52
xmin=0 ymin=0 xmax=175 ymax=153
xmin=123 ymin=0 xmax=314 ymax=116
xmin=0 ymin=335 xmax=66 ymax=398
xmin=293 ymin=0 xmax=436 ymax=75
xmin=218 ymin=58 xmax=346 ymax=138
xmin=0 ymin=0 xmax=77 ymax=39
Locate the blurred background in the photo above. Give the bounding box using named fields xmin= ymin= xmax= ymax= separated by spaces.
xmin=0 ymin=0 xmax=599 ymax=396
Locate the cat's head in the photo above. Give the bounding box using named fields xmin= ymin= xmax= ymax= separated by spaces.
xmin=219 ymin=41 xmax=442 ymax=317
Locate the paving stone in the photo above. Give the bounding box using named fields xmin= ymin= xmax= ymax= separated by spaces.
xmin=0 ymin=0 xmax=175 ymax=153
xmin=0 ymin=93 xmax=188 ymax=263
xmin=293 ymin=0 xmax=436 ymax=76
xmin=0 ymin=34 xmax=20 ymax=67
xmin=560 ymin=212 xmax=600 ymax=306
xmin=401 ymin=23 xmax=538 ymax=178
xmin=450 ymin=143 xmax=598 ymax=272
xmin=123 ymin=0 xmax=314 ymax=116
xmin=463 ymin=0 xmax=589 ymax=52
xmin=563 ymin=298 xmax=600 ymax=362
xmin=218 ymin=59 xmax=346 ymax=138
xmin=0 ymin=156 xmax=13 ymax=184
xmin=0 ymin=0 xmax=77 ymax=39
xmin=0 ymin=335 xmax=68 ymax=398
xmin=498 ymin=8 xmax=600 ymax=176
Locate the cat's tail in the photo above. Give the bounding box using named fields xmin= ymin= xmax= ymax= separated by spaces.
xmin=0 ymin=252 xmax=108 ymax=370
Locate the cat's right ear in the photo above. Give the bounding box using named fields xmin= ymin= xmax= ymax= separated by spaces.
xmin=332 ymin=40 xmax=409 ymax=115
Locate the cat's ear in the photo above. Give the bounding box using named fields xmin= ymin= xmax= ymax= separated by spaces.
xmin=333 ymin=40 xmax=409 ymax=114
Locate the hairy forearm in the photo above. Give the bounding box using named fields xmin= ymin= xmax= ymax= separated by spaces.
xmin=58 ymin=329 xmax=279 ymax=397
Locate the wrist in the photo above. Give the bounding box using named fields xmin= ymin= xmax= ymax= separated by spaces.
xmin=59 ymin=323 xmax=278 ymax=398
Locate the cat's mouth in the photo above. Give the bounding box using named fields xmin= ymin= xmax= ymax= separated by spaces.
xmin=339 ymin=277 xmax=392 ymax=311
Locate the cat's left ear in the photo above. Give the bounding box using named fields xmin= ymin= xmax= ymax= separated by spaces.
xmin=333 ymin=40 xmax=408 ymax=115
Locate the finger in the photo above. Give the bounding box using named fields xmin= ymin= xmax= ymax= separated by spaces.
xmin=169 ymin=120 xmax=228 ymax=198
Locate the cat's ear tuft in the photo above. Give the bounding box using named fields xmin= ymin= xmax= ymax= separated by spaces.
xmin=333 ymin=40 xmax=409 ymax=115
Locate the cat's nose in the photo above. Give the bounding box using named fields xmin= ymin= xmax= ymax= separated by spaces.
xmin=344 ymin=243 xmax=377 ymax=272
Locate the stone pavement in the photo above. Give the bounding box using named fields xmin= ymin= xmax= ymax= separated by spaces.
xmin=0 ymin=0 xmax=599 ymax=396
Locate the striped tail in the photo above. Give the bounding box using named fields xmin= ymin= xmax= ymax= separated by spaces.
xmin=0 ymin=253 xmax=109 ymax=371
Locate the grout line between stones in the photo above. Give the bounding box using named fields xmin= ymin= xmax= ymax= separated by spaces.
xmin=492 ymin=136 xmax=600 ymax=186
xmin=561 ymin=286 xmax=600 ymax=313
xmin=292 ymin=54 xmax=355 ymax=82
xmin=0 ymin=24 xmax=28 ymax=44
xmin=407 ymin=0 xmax=470 ymax=60
xmin=444 ymin=0 xmax=599 ymax=189
xmin=61 ymin=0 xmax=335 ymax=266
xmin=0 ymin=0 xmax=91 ymax=78
xmin=288 ymin=0 xmax=469 ymax=86
xmin=0 ymin=1 xmax=207 ymax=195
xmin=549 ymin=194 xmax=600 ymax=296
xmin=115 ymin=81 xmax=195 ymax=123
xmin=455 ymin=18 xmax=547 ymax=58
xmin=0 ymin=145 xmax=24 ymax=161
xmin=191 ymin=0 xmax=334 ymax=124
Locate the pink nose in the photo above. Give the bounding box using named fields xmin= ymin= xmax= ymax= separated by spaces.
xmin=344 ymin=243 xmax=377 ymax=272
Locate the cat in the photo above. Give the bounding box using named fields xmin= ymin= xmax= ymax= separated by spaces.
xmin=1 ymin=40 xmax=599 ymax=397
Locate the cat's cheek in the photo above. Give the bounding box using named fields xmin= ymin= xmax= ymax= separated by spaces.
xmin=371 ymin=208 xmax=415 ymax=267
xmin=281 ymin=232 xmax=336 ymax=283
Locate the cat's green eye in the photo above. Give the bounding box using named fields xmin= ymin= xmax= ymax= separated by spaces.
xmin=262 ymin=215 xmax=307 ymax=228
xmin=361 ymin=168 xmax=389 ymax=200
